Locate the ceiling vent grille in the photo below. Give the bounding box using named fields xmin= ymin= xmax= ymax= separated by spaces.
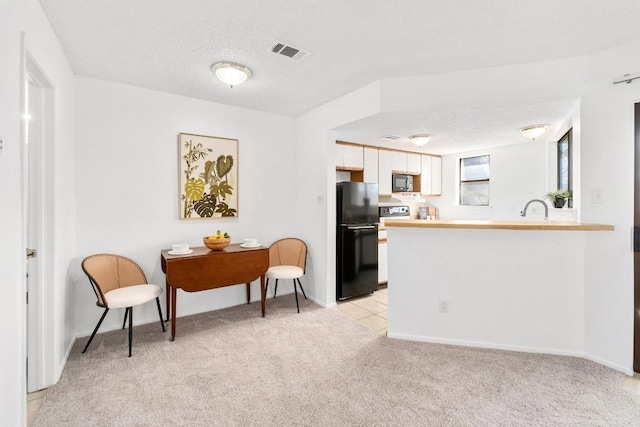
xmin=380 ymin=135 xmax=402 ymax=140
xmin=270 ymin=41 xmax=310 ymax=61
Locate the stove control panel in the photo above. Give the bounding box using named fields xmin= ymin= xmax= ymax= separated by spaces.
xmin=379 ymin=205 xmax=410 ymax=218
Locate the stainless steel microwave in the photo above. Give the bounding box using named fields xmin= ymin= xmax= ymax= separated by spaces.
xmin=392 ymin=174 xmax=413 ymax=192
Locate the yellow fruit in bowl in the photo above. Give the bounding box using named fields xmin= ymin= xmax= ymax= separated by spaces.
xmin=204 ymin=231 xmax=230 ymax=241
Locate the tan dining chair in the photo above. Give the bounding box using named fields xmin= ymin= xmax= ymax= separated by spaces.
xmin=265 ymin=238 xmax=307 ymax=313
xmin=81 ymin=254 xmax=165 ymax=357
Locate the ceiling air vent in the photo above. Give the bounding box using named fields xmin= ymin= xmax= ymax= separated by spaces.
xmin=270 ymin=41 xmax=311 ymax=61
xmin=380 ymin=135 xmax=402 ymax=140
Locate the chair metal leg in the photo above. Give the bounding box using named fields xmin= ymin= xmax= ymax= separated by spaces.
xmin=265 ymin=279 xmax=269 ymax=297
xmin=82 ymin=308 xmax=109 ymax=354
xmin=122 ymin=307 xmax=129 ymax=330
xmin=296 ymin=278 xmax=307 ymax=300
xmin=274 ymin=279 xmax=278 ymax=298
xmin=155 ymin=297 xmax=166 ymax=332
xmin=128 ymin=306 xmax=133 ymax=357
xmin=293 ymin=280 xmax=300 ymax=313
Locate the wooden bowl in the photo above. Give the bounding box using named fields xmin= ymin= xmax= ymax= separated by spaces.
xmin=203 ymin=237 xmax=230 ymax=251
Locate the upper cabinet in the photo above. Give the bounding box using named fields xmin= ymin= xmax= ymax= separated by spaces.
xmin=391 ymin=151 xmax=406 ymax=172
xmin=391 ymin=151 xmax=421 ymax=174
xmin=420 ymin=155 xmax=442 ymax=196
xmin=378 ymin=150 xmax=393 ymax=195
xmin=431 ymin=156 xmax=442 ymax=195
xmin=363 ymin=147 xmax=378 ymax=183
xmin=406 ymin=153 xmax=421 ymax=174
xmin=335 ymin=142 xmax=441 ymax=197
xmin=336 ymin=142 xmax=363 ymax=170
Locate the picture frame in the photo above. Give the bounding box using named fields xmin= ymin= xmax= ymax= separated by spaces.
xmin=178 ymin=133 xmax=238 ymax=219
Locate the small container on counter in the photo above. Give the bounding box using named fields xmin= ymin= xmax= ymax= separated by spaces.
xmin=418 ymin=206 xmax=439 ymax=220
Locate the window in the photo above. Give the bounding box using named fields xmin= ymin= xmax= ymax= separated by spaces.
xmin=557 ymin=129 xmax=572 ymax=207
xmin=460 ymin=155 xmax=490 ymax=206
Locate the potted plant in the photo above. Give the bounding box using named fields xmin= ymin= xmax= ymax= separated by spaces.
xmin=545 ymin=190 xmax=571 ymax=208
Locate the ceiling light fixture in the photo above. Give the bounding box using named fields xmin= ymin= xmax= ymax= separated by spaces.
xmin=409 ymin=134 xmax=431 ymax=147
xmin=211 ymin=62 xmax=252 ymax=88
xmin=520 ymin=124 xmax=548 ymax=141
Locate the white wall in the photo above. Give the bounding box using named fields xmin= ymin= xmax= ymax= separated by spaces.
xmin=430 ymin=142 xmax=549 ymax=221
xmin=0 ymin=0 xmax=76 ymax=424
xmin=380 ymin=56 xmax=588 ymax=114
xmin=295 ymin=81 xmax=382 ymax=307
xmin=388 ymin=226 xmax=587 ymax=359
xmin=579 ymin=39 xmax=640 ymax=372
xmin=73 ymin=77 xmax=297 ymax=335
xmin=424 ymin=100 xmax=582 ymax=222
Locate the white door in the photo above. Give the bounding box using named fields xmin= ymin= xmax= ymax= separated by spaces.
xmin=24 ymin=54 xmax=53 ymax=393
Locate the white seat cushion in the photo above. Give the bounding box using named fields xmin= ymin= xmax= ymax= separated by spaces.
xmin=104 ymin=284 xmax=162 ymax=309
xmin=265 ymin=265 xmax=304 ymax=280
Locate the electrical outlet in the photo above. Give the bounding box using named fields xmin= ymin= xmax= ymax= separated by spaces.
xmin=591 ymin=189 xmax=604 ymax=204
xmin=439 ymin=300 xmax=448 ymax=313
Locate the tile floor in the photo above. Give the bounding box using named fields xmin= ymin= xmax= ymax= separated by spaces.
xmin=336 ymin=285 xmax=388 ymax=336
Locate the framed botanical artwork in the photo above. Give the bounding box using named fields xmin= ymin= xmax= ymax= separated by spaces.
xmin=179 ymin=133 xmax=238 ymax=219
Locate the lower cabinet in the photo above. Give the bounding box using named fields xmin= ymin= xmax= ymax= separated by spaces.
xmin=378 ymin=229 xmax=388 ymax=284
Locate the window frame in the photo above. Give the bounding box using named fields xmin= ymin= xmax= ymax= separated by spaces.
xmin=459 ymin=154 xmax=490 ymax=206
xmin=557 ymin=129 xmax=573 ymax=208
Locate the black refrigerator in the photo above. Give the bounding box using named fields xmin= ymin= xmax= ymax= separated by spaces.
xmin=336 ymin=182 xmax=379 ymax=300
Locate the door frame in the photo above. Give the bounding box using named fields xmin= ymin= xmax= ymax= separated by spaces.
xmin=21 ymin=40 xmax=55 ymax=392
xmin=634 ymin=101 xmax=640 ymax=373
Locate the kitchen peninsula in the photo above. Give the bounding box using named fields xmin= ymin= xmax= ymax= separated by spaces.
xmin=384 ymin=219 xmax=614 ymax=358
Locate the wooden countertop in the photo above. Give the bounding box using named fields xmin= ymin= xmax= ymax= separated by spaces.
xmin=383 ymin=219 xmax=614 ymax=231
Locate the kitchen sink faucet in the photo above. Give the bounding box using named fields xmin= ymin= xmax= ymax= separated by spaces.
xmin=520 ymin=199 xmax=548 ymax=220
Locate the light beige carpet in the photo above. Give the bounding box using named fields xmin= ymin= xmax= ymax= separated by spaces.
xmin=35 ymin=294 xmax=640 ymax=426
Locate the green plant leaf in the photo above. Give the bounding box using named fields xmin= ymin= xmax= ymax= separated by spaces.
xmin=211 ymin=181 xmax=234 ymax=200
xmin=215 ymin=202 xmax=237 ymax=217
xmin=201 ymin=160 xmax=216 ymax=184
xmin=216 ymin=155 xmax=234 ymax=177
xmin=193 ymin=193 xmax=216 ymax=217
xmin=184 ymin=178 xmax=205 ymax=201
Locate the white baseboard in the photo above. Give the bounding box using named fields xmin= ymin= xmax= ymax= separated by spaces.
xmin=387 ymin=332 xmax=633 ymax=375
xmin=388 ymin=332 xmax=585 ymax=358
xmin=584 ymin=353 xmax=634 ymax=376
xmin=251 ymin=288 xmax=335 ymax=309
xmin=56 ymin=335 xmax=76 ymax=382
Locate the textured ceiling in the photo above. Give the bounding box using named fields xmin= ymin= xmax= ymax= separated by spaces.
xmin=334 ymin=98 xmax=579 ymax=155
xmin=39 ymin=0 xmax=640 ymax=153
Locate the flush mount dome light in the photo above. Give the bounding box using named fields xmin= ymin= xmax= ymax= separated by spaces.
xmin=520 ymin=124 xmax=548 ymax=141
xmin=211 ymin=62 xmax=252 ymax=88
xmin=409 ymin=134 xmax=431 ymax=147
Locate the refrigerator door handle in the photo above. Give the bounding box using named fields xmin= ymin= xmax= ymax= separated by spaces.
xmin=346 ymin=225 xmax=377 ymax=230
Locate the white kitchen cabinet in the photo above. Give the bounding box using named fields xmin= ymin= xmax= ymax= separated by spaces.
xmin=343 ymin=144 xmax=363 ymax=169
xmin=390 ymin=151 xmax=420 ymax=174
xmin=378 ymin=231 xmax=388 ymax=284
xmin=335 ymin=143 xmax=363 ymax=170
xmin=363 ymin=147 xmax=378 ymax=183
xmin=335 ymin=143 xmax=344 ymax=167
xmin=406 ymin=153 xmax=421 ymax=174
xmin=431 ymin=156 xmax=442 ymax=195
xmin=391 ymin=151 xmax=407 ymax=172
xmin=378 ymin=149 xmax=393 ymax=195
xmin=420 ymin=155 xmax=433 ymax=195
xmin=420 ymin=154 xmax=442 ymax=195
